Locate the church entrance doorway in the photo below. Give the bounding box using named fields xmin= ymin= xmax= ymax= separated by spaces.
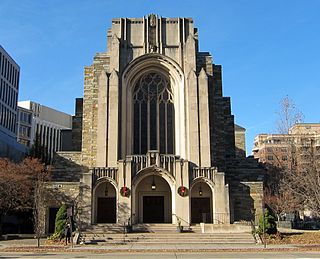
xmin=143 ymin=196 xmax=164 ymax=223
xmin=191 ymin=198 xmax=211 ymax=223
xmin=134 ymin=174 xmax=172 ymax=223
xmin=190 ymin=182 xmax=213 ymax=223
xmin=97 ymin=197 xmax=116 ymax=223
xmin=94 ymin=181 xmax=117 ymax=223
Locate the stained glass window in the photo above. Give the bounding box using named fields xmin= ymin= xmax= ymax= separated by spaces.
xmin=133 ymin=72 xmax=175 ymax=154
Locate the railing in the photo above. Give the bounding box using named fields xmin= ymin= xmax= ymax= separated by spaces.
xmin=160 ymin=155 xmax=175 ymax=177
xmin=191 ymin=167 xmax=217 ymax=182
xmin=130 ymin=151 xmax=177 ymax=178
xmin=172 ymin=214 xmax=190 ymax=227
xmin=92 ymin=167 xmax=118 ymax=184
xmin=212 ymin=213 xmax=230 ymax=224
xmin=131 ymin=155 xmax=148 ymax=177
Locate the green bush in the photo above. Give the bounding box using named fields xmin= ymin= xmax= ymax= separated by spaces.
xmin=258 ymin=208 xmax=277 ymax=235
xmin=49 ymin=204 xmax=68 ymax=240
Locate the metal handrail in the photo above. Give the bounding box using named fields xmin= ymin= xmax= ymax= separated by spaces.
xmin=172 ymin=214 xmax=190 ymax=227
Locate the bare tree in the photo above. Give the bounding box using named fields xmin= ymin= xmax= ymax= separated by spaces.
xmin=276 ymin=95 xmax=304 ymax=134
xmin=21 ymin=158 xmax=51 ymax=247
xmin=263 ymin=96 xmax=310 ymax=219
xmin=280 ymin=140 xmax=320 ymax=217
xmin=264 ymin=185 xmax=302 ymax=221
xmin=264 ymin=97 xmax=320 ymax=218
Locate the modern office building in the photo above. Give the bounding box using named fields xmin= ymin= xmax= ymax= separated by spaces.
xmin=0 ymin=45 xmax=27 ymax=160
xmin=17 ymin=101 xmax=72 ymax=164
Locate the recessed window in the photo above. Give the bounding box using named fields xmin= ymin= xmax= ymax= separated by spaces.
xmin=133 ymin=72 xmax=174 ymax=155
xmin=266 ymin=147 xmax=273 ymax=152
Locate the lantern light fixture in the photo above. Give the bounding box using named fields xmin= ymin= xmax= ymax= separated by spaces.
xmin=151 ymin=175 xmax=156 ymax=190
xmin=199 ymin=185 xmax=203 ymax=196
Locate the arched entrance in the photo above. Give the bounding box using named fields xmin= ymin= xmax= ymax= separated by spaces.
xmin=94 ymin=181 xmax=117 ymax=223
xmin=190 ymin=181 xmax=213 ymax=223
xmin=134 ymin=174 xmax=172 ymax=223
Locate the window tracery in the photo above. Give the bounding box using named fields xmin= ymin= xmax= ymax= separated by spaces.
xmin=133 ymin=72 xmax=174 ymax=154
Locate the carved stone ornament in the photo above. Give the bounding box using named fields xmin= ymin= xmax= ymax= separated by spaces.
xmin=149 ymin=14 xmax=156 ymax=27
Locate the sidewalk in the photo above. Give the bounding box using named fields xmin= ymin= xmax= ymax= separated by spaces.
xmin=0 ymin=237 xmax=313 ymax=253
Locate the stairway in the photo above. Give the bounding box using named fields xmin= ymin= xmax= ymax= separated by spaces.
xmin=82 ymin=224 xmax=124 ymax=234
xmin=79 ymin=224 xmax=255 ymax=245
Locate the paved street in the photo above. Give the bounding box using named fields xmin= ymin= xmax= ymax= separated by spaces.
xmin=1 ymin=251 xmax=320 ymax=259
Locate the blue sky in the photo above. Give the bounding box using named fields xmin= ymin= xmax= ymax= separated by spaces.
xmin=1 ymin=0 xmax=319 ymax=154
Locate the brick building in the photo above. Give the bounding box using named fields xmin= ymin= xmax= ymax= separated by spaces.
xmin=253 ymin=123 xmax=320 ymax=169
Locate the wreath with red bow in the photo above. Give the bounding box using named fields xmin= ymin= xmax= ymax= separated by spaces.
xmin=177 ymin=186 xmax=188 ymax=197
xmin=120 ymin=186 xmax=131 ymax=197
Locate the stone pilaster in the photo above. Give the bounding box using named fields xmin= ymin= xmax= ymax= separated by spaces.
xmin=213 ymin=172 xmax=230 ymax=223
xmin=117 ymin=160 xmax=131 ymax=225
xmin=174 ymin=160 xmax=190 ymax=226
xmin=186 ymin=70 xmax=200 ymax=165
xmin=184 ymin=35 xmax=196 ymax=77
xmin=198 ymin=68 xmax=211 ymax=167
xmin=81 ymin=66 xmax=95 ymax=167
xmin=96 ymin=71 xmax=108 ymax=167
xmin=107 ymin=69 xmax=119 ymax=167
xmin=81 ymin=172 xmax=93 ymax=227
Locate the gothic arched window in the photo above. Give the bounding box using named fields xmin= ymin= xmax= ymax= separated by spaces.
xmin=133 ymin=72 xmax=175 ymax=155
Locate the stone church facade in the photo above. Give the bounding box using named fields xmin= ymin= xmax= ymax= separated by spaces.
xmin=48 ymin=15 xmax=264 ymax=232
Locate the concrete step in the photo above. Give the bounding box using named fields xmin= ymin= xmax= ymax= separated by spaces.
xmin=81 ymin=233 xmax=253 ymax=239
xmin=80 ymin=232 xmax=255 ymax=245
xmin=79 ymin=223 xmax=255 ymax=246
xmin=83 ymin=224 xmax=124 ymax=234
xmin=132 ymin=223 xmax=185 ymax=233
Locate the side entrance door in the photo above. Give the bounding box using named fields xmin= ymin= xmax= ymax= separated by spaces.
xmin=191 ymin=197 xmax=211 ymax=223
xmin=97 ymin=197 xmax=116 ymax=223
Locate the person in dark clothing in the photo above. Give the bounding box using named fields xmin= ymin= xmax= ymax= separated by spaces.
xmin=65 ymin=223 xmax=71 ymax=245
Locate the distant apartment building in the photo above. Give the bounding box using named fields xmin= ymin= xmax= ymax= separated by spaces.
xmin=17 ymin=101 xmax=72 ymax=163
xmin=0 ymin=45 xmax=27 ymax=160
xmin=253 ymin=123 xmax=320 ymax=169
